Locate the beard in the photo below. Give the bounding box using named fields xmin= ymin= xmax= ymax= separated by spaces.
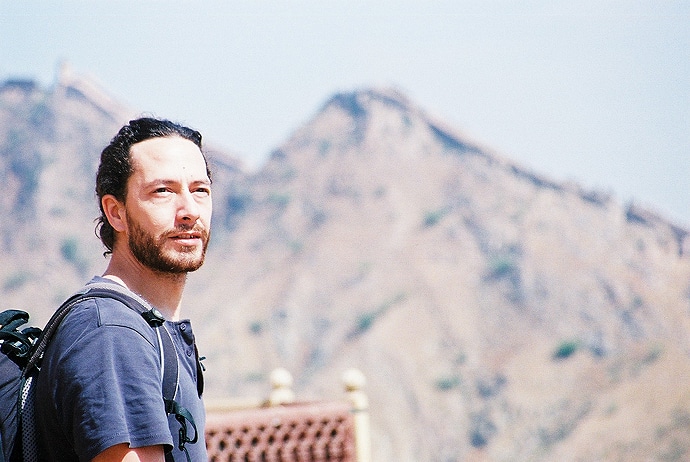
xmin=128 ymin=219 xmax=210 ymax=274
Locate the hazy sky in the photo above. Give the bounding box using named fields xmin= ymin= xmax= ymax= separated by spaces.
xmin=1 ymin=1 xmax=688 ymax=225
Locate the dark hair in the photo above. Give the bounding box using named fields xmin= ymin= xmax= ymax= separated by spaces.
xmin=95 ymin=117 xmax=209 ymax=254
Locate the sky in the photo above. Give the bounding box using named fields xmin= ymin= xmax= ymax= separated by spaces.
xmin=1 ymin=1 xmax=688 ymax=226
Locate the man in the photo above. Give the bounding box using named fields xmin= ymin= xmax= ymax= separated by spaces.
xmin=35 ymin=118 xmax=212 ymax=461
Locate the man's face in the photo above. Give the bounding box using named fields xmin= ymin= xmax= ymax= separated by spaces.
xmin=122 ymin=136 xmax=212 ymax=274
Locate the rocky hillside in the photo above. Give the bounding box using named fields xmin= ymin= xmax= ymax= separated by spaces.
xmin=2 ymin=74 xmax=689 ymax=461
xmin=0 ymin=72 xmax=129 ymax=314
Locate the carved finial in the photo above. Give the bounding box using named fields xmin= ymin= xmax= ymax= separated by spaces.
xmin=342 ymin=367 xmax=366 ymax=392
xmin=268 ymin=367 xmax=295 ymax=405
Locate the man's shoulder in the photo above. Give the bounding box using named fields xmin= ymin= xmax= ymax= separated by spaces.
xmin=58 ymin=279 xmax=158 ymax=344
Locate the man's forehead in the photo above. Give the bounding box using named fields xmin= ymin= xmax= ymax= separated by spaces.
xmin=129 ymin=136 xmax=207 ymax=174
xmin=130 ymin=135 xmax=201 ymax=157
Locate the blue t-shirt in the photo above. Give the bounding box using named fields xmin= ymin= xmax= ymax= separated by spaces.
xmin=35 ymin=278 xmax=207 ymax=461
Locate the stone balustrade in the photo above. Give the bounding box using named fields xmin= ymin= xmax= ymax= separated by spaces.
xmin=205 ymin=368 xmax=371 ymax=462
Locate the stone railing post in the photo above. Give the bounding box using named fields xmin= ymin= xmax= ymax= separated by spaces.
xmin=343 ymin=368 xmax=372 ymax=462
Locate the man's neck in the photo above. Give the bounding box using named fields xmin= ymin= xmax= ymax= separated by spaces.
xmin=102 ymin=254 xmax=187 ymax=321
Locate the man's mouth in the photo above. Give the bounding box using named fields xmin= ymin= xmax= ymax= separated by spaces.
xmin=170 ymin=231 xmax=203 ymax=245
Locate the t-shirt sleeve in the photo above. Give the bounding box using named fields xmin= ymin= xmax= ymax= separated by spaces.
xmin=52 ymin=299 xmax=173 ymax=461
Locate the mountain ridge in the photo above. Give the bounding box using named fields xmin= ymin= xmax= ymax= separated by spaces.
xmin=291 ymin=87 xmax=688 ymax=255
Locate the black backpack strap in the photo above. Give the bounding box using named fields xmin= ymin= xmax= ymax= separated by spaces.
xmin=0 ymin=311 xmax=41 ymax=363
xmin=165 ymin=397 xmax=198 ymax=462
xmin=24 ymin=289 xmax=89 ymax=374
xmin=159 ymin=327 xmax=198 ymax=462
xmin=0 ymin=310 xmax=30 ymax=331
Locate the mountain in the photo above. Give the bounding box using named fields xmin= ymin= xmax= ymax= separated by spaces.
xmin=1 ymin=73 xmax=689 ymax=461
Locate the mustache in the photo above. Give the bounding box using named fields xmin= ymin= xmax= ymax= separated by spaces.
xmin=162 ymin=224 xmax=210 ymax=238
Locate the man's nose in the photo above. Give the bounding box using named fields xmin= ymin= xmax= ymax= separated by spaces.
xmin=177 ymin=190 xmax=201 ymax=222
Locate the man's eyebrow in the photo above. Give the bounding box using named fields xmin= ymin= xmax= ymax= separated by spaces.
xmin=142 ymin=179 xmax=175 ymax=188
xmin=143 ymin=178 xmax=212 ymax=187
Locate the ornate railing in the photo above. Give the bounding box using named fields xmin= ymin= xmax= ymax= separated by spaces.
xmin=205 ymin=368 xmax=371 ymax=462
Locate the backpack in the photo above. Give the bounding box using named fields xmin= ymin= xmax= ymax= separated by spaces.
xmin=0 ymin=283 xmax=198 ymax=462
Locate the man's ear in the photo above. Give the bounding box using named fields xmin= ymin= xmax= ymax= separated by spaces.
xmin=101 ymin=195 xmax=127 ymax=232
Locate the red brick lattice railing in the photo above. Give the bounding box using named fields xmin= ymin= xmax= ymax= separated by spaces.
xmin=205 ymin=401 xmax=357 ymax=461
